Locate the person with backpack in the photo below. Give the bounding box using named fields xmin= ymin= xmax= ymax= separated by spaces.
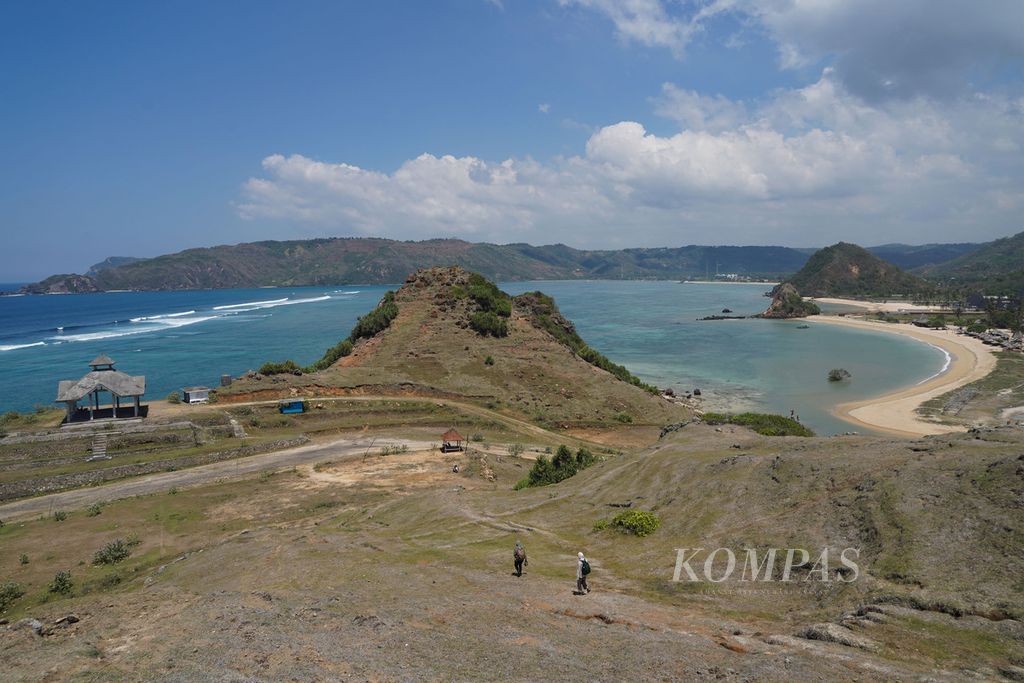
xmin=576 ymin=551 xmax=591 ymax=594
xmin=513 ymin=541 xmax=527 ymax=577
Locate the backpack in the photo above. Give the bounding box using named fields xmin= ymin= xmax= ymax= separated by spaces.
xmin=581 ymin=559 xmax=591 ymax=576
xmin=514 ymin=546 xmax=525 ymax=561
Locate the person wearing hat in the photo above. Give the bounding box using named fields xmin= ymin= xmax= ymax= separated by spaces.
xmin=576 ymin=551 xmax=591 ymax=594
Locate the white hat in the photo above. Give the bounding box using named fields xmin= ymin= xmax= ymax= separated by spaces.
xmin=578 ymin=552 xmax=585 ymax=560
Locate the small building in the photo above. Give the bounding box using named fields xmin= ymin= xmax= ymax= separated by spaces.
xmin=278 ymin=399 xmax=306 ymax=414
xmin=441 ymin=428 xmax=465 ymax=453
xmin=182 ymin=386 xmax=210 ymax=404
xmin=56 ymin=355 xmax=146 ymax=423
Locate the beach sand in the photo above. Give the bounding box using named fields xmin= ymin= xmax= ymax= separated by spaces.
xmin=809 ymin=315 xmax=997 ymax=437
xmin=809 ymin=297 xmax=944 ymax=313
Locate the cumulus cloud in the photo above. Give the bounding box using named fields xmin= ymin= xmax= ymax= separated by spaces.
xmin=538 ymin=103 xmax=551 ymax=113
xmin=238 ymin=70 xmax=1023 ymax=247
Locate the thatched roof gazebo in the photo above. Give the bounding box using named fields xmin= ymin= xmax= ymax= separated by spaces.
xmin=441 ymin=428 xmax=465 ymax=453
xmin=56 ymin=355 xmax=146 ymax=423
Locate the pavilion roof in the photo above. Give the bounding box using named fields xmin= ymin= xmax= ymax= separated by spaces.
xmin=89 ymin=354 xmax=116 ymax=367
xmin=442 ymin=429 xmax=465 ymax=442
xmin=56 ymin=370 xmax=145 ymax=402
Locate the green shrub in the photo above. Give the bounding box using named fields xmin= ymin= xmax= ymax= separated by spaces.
xmin=305 ymin=292 xmax=398 ymax=372
xmin=92 ymin=539 xmax=133 ymax=565
xmin=518 ymin=445 xmax=597 ymax=488
xmin=469 ymin=311 xmax=508 ymax=337
xmin=615 ymin=412 xmax=633 ymax=423
xmin=166 ymin=391 xmax=181 ymax=404
xmin=259 ymin=359 xmax=303 ymax=376
xmin=53 ymin=510 xmax=67 ymax=522
xmin=484 ymin=355 xmax=495 ymax=366
xmin=49 ymin=570 xmax=73 ymax=595
xmin=19 ymin=553 xmax=28 ymax=565
xmin=86 ymin=502 xmax=103 ymax=517
xmin=0 ymin=581 xmax=24 ymax=610
xmin=592 ymin=518 xmax=609 ymax=532
xmin=703 ymin=412 xmax=815 ymax=437
xmin=506 ymin=443 xmax=525 ymax=457
xmin=611 ymin=509 xmax=661 ymax=537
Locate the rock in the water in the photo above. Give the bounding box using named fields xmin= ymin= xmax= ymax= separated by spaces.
xmin=759 ymin=283 xmax=821 ymax=319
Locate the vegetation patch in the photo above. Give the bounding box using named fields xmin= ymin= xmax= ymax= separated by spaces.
xmin=0 ymin=581 xmax=24 ymax=611
xmin=702 ymin=412 xmax=815 ymax=437
xmin=610 ymin=509 xmax=661 ymax=537
xmin=49 ymin=570 xmax=73 ymax=595
xmin=92 ymin=538 xmax=135 ymax=565
xmin=515 ymin=445 xmax=596 ymax=488
xmin=466 ymin=273 xmax=512 ymax=337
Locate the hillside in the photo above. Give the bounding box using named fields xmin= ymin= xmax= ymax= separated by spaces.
xmin=867 ymin=242 xmax=981 ymax=270
xmin=917 ymin=230 xmax=1024 ymax=295
xmin=20 ymin=238 xmax=812 ymax=293
xmin=219 ymin=266 xmax=688 ymax=429
xmin=783 ymin=242 xmax=935 ymax=298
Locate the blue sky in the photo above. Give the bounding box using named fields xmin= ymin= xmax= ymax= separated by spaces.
xmin=2 ymin=0 xmax=1023 ymax=280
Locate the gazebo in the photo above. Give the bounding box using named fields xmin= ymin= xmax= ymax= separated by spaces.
xmin=440 ymin=428 xmax=465 ymax=453
xmin=56 ymin=355 xmax=147 ymax=422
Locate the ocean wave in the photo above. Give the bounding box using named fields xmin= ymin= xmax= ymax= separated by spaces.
xmin=52 ymin=315 xmax=217 ymax=342
xmin=333 ymin=290 xmax=361 ymax=295
xmin=213 ymin=298 xmax=288 ymax=310
xmin=0 ymin=341 xmax=47 ymax=351
xmin=129 ymin=310 xmax=197 ymax=322
xmin=915 ymin=343 xmax=952 ymax=385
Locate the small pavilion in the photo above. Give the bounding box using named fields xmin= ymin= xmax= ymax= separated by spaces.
xmin=441 ymin=428 xmax=465 ymax=453
xmin=56 ymin=355 xmax=147 ymax=423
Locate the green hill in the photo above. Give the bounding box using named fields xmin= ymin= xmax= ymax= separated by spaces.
xmin=784 ymin=242 xmax=935 ymax=298
xmin=917 ymin=230 xmax=1024 ymax=295
xmin=20 ymin=238 xmax=812 ymax=293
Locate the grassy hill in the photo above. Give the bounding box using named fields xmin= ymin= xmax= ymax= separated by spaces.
xmin=917 ymin=230 xmax=1024 ymax=295
xmin=21 ymin=238 xmax=813 ymax=292
xmin=219 ymin=266 xmax=688 ymax=429
xmin=784 ymin=242 xmax=935 ymax=298
xmin=867 ymin=242 xmax=981 ymax=270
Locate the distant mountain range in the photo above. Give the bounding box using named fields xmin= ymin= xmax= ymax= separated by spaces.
xmin=16 ymin=232 xmax=1019 ymax=295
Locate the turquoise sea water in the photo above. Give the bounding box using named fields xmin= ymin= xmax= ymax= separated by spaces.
xmin=0 ymin=281 xmax=944 ymax=435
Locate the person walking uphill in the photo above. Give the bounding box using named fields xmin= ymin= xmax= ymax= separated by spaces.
xmin=513 ymin=541 xmax=527 ymax=577
xmin=576 ymin=551 xmax=591 ymax=594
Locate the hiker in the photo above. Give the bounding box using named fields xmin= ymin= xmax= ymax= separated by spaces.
xmin=452 ymin=463 xmax=460 ymax=473
xmin=513 ymin=541 xmax=527 ymax=577
xmin=576 ymin=551 xmax=591 ymax=594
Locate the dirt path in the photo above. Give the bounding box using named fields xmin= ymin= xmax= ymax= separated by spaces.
xmin=0 ymin=436 xmax=433 ymax=522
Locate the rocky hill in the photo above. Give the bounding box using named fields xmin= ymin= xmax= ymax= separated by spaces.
xmin=917 ymin=230 xmax=1024 ymax=295
xmin=785 ymin=242 xmax=935 ymax=298
xmin=20 ymin=238 xmax=813 ymax=293
xmin=219 ymin=266 xmax=688 ymax=429
xmin=759 ymin=282 xmax=821 ymax=318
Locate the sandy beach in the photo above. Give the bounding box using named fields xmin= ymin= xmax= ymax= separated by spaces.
xmin=809 ymin=315 xmax=997 ymax=437
xmin=810 ymin=297 xmax=944 ymax=313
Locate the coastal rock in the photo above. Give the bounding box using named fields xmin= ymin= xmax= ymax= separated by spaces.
xmin=759 ymin=283 xmax=821 ymax=319
xmin=799 ymin=623 xmax=879 ymax=652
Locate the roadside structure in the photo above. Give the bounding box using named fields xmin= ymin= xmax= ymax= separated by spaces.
xmin=55 ymin=355 xmax=146 ymax=422
xmin=441 ymin=428 xmax=465 ymax=453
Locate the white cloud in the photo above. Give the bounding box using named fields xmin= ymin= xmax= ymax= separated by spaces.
xmin=239 ymin=71 xmax=1023 ymax=247
xmin=558 ymin=0 xmax=698 ymax=56
xmin=538 ymin=103 xmax=551 ymax=113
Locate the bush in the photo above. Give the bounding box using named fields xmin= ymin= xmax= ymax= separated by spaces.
xmin=827 ymin=368 xmax=851 ymax=382
xmin=49 ymin=570 xmax=73 ymax=595
xmin=0 ymin=581 xmax=24 ymax=611
xmin=615 ymin=412 xmax=633 ymax=423
xmin=259 ymin=359 xmax=303 ymax=376
xmin=86 ymin=502 xmax=103 ymax=517
xmin=19 ymin=553 xmax=28 ymax=565
xmin=592 ymin=518 xmax=609 ymax=532
xmin=484 ymin=355 xmax=495 ymax=366
xmin=506 ymin=443 xmax=525 ymax=457
xmin=518 ymin=445 xmax=597 ymax=488
xmin=53 ymin=510 xmax=67 ymax=522
xmin=305 ymin=292 xmax=398 ymax=372
xmin=166 ymin=391 xmax=181 ymax=404
xmin=702 ymin=412 xmax=815 ymax=437
xmin=93 ymin=539 xmax=133 ymax=565
xmin=469 ymin=311 xmax=508 ymax=337
xmin=611 ymin=509 xmax=661 ymax=537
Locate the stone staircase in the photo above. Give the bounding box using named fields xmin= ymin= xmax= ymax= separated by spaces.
xmin=85 ymin=433 xmax=113 ymax=462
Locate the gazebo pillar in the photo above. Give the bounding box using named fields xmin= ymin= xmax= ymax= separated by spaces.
xmin=134 ymin=396 xmax=139 ymax=417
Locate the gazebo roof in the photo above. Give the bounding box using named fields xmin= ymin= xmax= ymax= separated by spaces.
xmin=56 ymin=371 xmax=145 ymax=402
xmin=441 ymin=429 xmax=465 ymax=442
xmin=89 ymin=354 xmax=116 ymax=368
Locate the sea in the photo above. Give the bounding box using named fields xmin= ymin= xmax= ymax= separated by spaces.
xmin=0 ymin=281 xmax=946 ymax=436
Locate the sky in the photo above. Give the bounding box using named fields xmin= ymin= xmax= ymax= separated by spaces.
xmin=2 ymin=0 xmax=1023 ymax=280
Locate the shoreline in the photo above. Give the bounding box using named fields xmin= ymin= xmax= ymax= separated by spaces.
xmin=809 ymin=315 xmax=997 ymax=437
xmin=809 ymin=297 xmax=944 ymax=313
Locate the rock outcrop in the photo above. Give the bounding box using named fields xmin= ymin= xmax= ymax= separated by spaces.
xmin=759 ymin=283 xmax=820 ymax=319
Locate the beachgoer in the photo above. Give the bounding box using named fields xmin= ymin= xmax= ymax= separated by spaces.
xmin=513 ymin=541 xmax=527 ymax=576
xmin=576 ymin=551 xmax=590 ymax=594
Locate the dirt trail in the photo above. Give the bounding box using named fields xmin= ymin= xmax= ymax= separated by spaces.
xmin=0 ymin=436 xmax=433 ymax=522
